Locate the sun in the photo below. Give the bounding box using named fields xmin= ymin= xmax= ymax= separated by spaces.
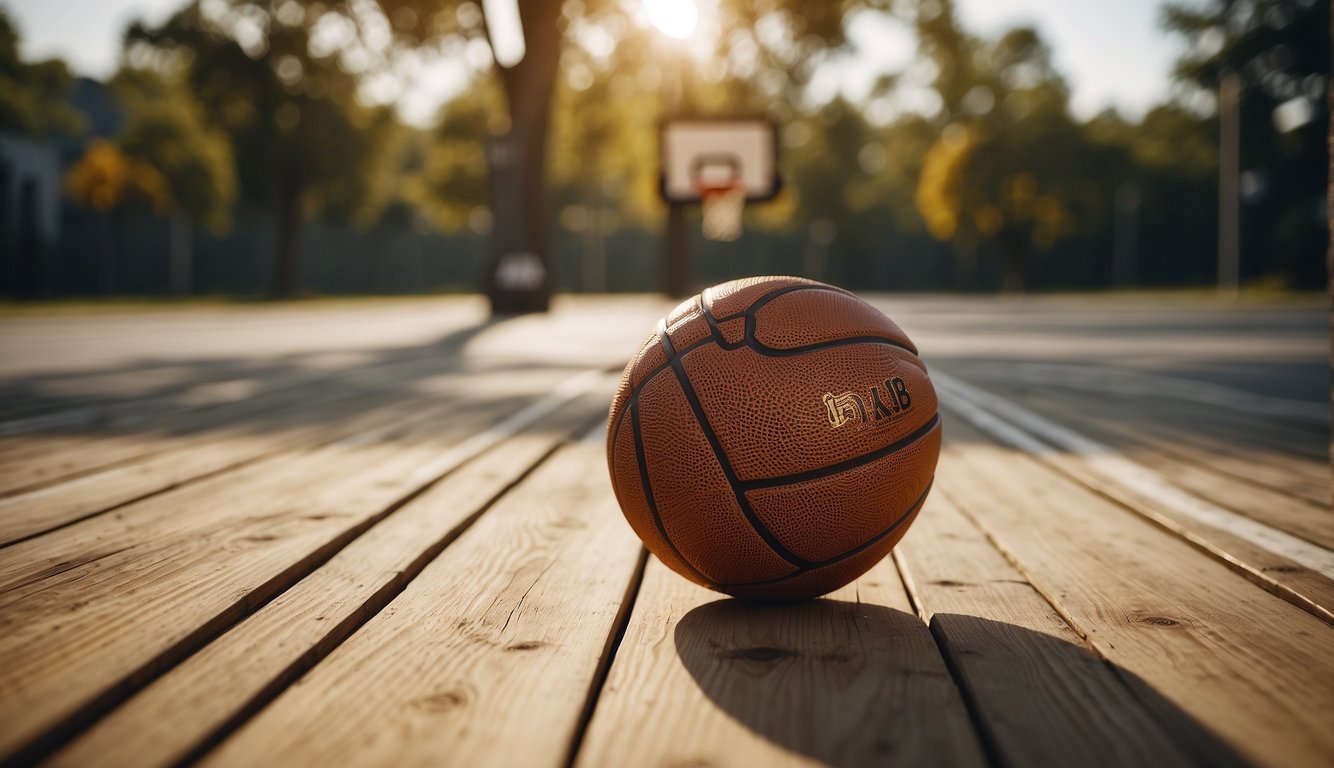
xmin=644 ymin=0 xmax=698 ymax=39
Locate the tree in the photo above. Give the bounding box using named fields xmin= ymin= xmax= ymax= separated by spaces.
xmin=128 ymin=0 xmax=404 ymax=296
xmin=909 ymin=6 xmax=1100 ymax=290
xmin=0 ymin=8 xmax=81 ymax=137
xmin=111 ymin=68 xmax=237 ymax=294
xmin=1163 ymin=0 xmax=1329 ymax=287
xmin=64 ymin=139 xmax=171 ymax=293
xmin=376 ymin=0 xmax=895 ymax=308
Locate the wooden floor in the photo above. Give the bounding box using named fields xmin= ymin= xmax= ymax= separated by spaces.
xmin=0 ymin=295 xmax=1329 ymax=768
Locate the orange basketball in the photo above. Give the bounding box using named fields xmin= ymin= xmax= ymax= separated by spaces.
xmin=606 ymin=276 xmax=941 ymax=601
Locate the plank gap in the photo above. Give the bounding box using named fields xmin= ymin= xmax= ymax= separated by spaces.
xmin=8 ymin=399 xmax=569 ymax=765
xmin=179 ymin=437 xmax=575 ymax=768
xmin=560 ymin=546 xmax=649 ymax=768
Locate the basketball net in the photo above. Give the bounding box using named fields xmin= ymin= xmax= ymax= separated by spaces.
xmin=700 ymin=184 xmax=745 ymax=242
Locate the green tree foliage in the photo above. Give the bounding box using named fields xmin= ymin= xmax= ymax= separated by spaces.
xmin=127 ymin=0 xmax=406 ymax=295
xmin=0 ymin=8 xmax=80 ymax=137
xmin=64 ymin=139 xmax=173 ymax=294
xmin=909 ymin=2 xmax=1108 ymax=289
xmin=401 ymin=78 xmax=502 ymax=233
xmin=1163 ymin=0 xmax=1328 ymax=287
xmin=373 ymin=0 xmax=898 ymax=307
xmin=110 ymin=68 xmax=237 ymax=232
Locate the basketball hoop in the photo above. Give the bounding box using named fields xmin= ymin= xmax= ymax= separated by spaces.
xmin=693 ymin=153 xmax=746 ymax=242
xmin=658 ymin=119 xmax=779 ymax=276
xmin=699 ymin=182 xmax=745 ymax=242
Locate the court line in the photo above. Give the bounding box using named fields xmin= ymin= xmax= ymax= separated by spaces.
xmin=407 ymin=369 xmax=612 ymax=485
xmin=949 ymin=361 xmax=1328 ymax=424
xmin=934 ymin=371 xmax=1334 ymax=582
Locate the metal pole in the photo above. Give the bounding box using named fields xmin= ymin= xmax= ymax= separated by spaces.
xmin=1218 ymin=72 xmax=1241 ymax=299
xmin=660 ymin=47 xmax=692 ymax=297
xmin=1113 ymin=184 xmax=1140 ymax=286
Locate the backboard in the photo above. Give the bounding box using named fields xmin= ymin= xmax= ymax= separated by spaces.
xmin=659 ymin=118 xmax=780 ymax=203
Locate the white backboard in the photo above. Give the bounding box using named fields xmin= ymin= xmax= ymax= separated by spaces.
xmin=660 ymin=119 xmax=779 ymax=203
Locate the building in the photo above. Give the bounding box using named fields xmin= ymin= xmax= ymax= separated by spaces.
xmin=0 ymin=132 xmax=62 ymax=294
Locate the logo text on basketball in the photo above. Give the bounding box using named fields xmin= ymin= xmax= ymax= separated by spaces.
xmin=823 ymin=377 xmax=912 ymax=428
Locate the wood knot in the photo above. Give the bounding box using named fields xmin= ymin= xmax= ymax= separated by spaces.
xmin=1132 ymin=614 xmax=1183 ymax=627
xmin=412 ymin=688 xmax=468 ymax=713
xmin=721 ymin=646 xmax=793 ymax=663
xmin=505 ymin=640 xmax=546 ymax=652
xmin=930 ymin=580 xmax=972 ymax=588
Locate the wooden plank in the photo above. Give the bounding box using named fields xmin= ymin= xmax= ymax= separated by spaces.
xmin=0 ymin=300 xmax=488 ymax=427
xmin=999 ymin=383 xmax=1332 ymax=529
xmin=937 ymin=375 xmax=1334 ymax=621
xmin=574 ymin=557 xmax=987 ymax=768
xmin=197 ymin=430 xmax=644 ymax=768
xmin=894 ymin=490 xmax=1241 ymax=766
xmin=0 ymin=386 xmax=463 ymax=546
xmin=0 ymin=347 xmax=474 ymax=497
xmin=966 ymin=367 xmax=1331 ymax=483
xmin=937 ymin=411 xmax=1334 ymax=768
xmin=46 ymin=394 xmax=602 ymax=768
xmin=0 ymin=370 xmax=592 ymax=762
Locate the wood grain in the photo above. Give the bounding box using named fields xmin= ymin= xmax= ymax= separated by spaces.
xmin=198 ymin=432 xmax=643 ymax=768
xmin=0 ymin=381 xmax=559 ymax=762
xmin=1000 ymin=384 xmax=1333 ymax=540
xmin=46 ymin=395 xmax=601 ymax=768
xmin=0 ymin=347 xmax=475 ymax=498
xmin=574 ymin=556 xmax=987 ymax=768
xmin=938 ymin=377 xmax=1334 ymax=622
xmin=939 ymin=410 xmax=1334 ymax=768
xmin=0 ymin=386 xmax=466 ymax=546
xmin=895 ymin=489 xmax=1241 ymax=766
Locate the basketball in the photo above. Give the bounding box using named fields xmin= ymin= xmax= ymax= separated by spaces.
xmin=606 ymin=276 xmax=941 ymax=601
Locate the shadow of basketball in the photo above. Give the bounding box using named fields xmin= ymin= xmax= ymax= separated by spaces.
xmin=673 ymin=600 xmax=1244 ymax=767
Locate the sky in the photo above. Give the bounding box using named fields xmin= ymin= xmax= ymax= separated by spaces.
xmin=6 ymin=0 xmax=1186 ymax=126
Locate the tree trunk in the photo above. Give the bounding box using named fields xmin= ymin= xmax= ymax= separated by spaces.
xmin=99 ymin=212 xmax=117 ymax=296
xmin=484 ymin=0 xmax=563 ymax=314
xmin=1001 ymin=237 xmax=1027 ymax=293
xmin=368 ymin=228 xmax=386 ymax=293
xmin=664 ymin=201 xmax=690 ymax=297
xmin=169 ymin=213 xmax=193 ymax=296
xmin=271 ymin=170 xmax=303 ymax=298
xmin=952 ymin=237 xmax=977 ymax=290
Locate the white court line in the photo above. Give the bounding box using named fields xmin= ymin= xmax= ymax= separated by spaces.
xmin=954 ymin=361 xmax=1329 ymax=424
xmin=581 ymin=421 xmax=609 ymax=445
xmin=407 ymin=369 xmax=611 ymax=485
xmin=0 ymin=407 xmax=100 ymax=436
xmin=934 ymin=371 xmax=1334 ymax=581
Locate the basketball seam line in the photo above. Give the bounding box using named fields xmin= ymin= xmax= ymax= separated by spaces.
xmin=630 ymin=399 xmax=717 ymax=587
xmin=615 ymin=283 xmax=921 ymax=441
xmin=718 ymin=479 xmax=935 ymax=589
xmin=609 ymin=289 xmax=926 ymax=490
xmin=610 ymin=333 xmax=919 ymax=448
xmin=705 ymin=283 xmax=920 ymax=358
xmin=655 ymin=318 xmax=817 ymax=570
xmin=739 ymin=414 xmax=941 ymax=491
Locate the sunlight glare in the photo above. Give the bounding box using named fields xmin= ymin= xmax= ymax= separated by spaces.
xmin=644 ymin=0 xmax=698 ymax=39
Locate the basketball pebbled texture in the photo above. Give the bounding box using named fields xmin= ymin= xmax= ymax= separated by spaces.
xmin=606 ymin=276 xmax=941 ymax=601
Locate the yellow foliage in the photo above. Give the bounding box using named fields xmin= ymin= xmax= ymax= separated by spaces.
xmin=1032 ymin=194 xmax=1073 ymax=249
xmin=915 ymin=124 xmax=975 ymax=241
xmin=1001 ymin=173 xmax=1038 ymax=210
xmin=974 ymin=204 xmax=1002 ymax=237
xmin=64 ymin=139 xmax=172 ymax=215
